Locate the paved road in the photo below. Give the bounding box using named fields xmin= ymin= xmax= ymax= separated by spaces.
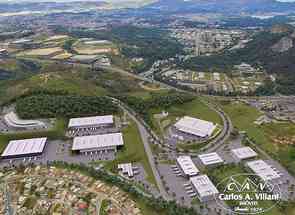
xmin=111 ymin=98 xmax=170 ymax=200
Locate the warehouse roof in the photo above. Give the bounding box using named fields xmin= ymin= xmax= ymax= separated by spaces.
xmin=231 ymin=147 xmax=258 ymax=160
xmin=72 ymin=133 xmax=123 ymax=151
xmin=177 ymin=156 xmax=199 ymax=177
xmin=174 ymin=116 xmax=216 ymax=138
xmin=246 ymin=160 xmax=281 ymax=181
xmin=198 ymin=152 xmax=224 ymax=166
xmin=68 ymin=115 xmax=113 ymax=128
xmin=1 ymin=137 xmax=47 ymax=158
xmin=190 ymin=175 xmax=219 ymax=198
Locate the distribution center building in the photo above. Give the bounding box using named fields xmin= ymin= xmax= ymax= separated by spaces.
xmin=176 ymin=156 xmax=199 ymax=178
xmin=174 ymin=116 xmax=216 ymax=138
xmin=190 ymin=175 xmax=219 ymax=202
xmin=1 ymin=137 xmax=47 ymax=159
xmin=68 ymin=115 xmax=114 ymax=130
xmin=198 ymin=152 xmax=224 ymax=167
xmin=246 ymin=160 xmax=281 ymax=183
xmin=231 ymin=147 xmax=258 ymax=162
xmin=72 ymin=132 xmax=124 ymax=153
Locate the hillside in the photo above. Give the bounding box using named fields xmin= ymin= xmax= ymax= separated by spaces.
xmin=183 ymin=25 xmax=295 ymax=94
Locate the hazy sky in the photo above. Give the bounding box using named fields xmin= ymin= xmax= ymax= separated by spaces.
xmin=0 ymin=0 xmax=295 ymax=3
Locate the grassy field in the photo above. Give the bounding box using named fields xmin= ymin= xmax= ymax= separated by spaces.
xmin=104 ymin=118 xmax=157 ymax=187
xmin=149 ymin=98 xmax=223 ymax=137
xmin=219 ymin=100 xmax=295 ymax=176
xmin=0 ymin=119 xmax=67 ymax=153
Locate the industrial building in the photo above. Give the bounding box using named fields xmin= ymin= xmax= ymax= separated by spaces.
xmin=198 ymin=152 xmax=224 ymax=167
xmin=174 ymin=116 xmax=216 ymax=138
xmin=231 ymin=147 xmax=258 ymax=162
xmin=176 ymin=156 xmax=199 ymax=178
xmin=4 ymin=112 xmax=46 ymax=130
xmin=1 ymin=137 xmax=47 ymax=159
xmin=190 ymin=175 xmax=219 ymax=202
xmin=68 ymin=115 xmax=114 ymax=131
xmin=246 ymin=160 xmax=281 ymax=183
xmin=72 ymin=132 xmax=124 ymax=153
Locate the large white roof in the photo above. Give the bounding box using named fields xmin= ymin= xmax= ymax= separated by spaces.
xmin=246 ymin=160 xmax=280 ymax=181
xmin=177 ymin=156 xmax=199 ymax=177
xmin=72 ymin=133 xmax=124 ymax=151
xmin=174 ymin=116 xmax=216 ymax=137
xmin=190 ymin=175 xmax=219 ymax=198
xmin=1 ymin=137 xmax=47 ymax=158
xmin=68 ymin=115 xmax=113 ymax=128
xmin=231 ymin=147 xmax=258 ymax=160
xmin=198 ymin=152 xmax=224 ymax=166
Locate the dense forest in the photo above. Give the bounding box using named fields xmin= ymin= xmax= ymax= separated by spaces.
xmin=16 ymin=93 xmax=118 ymax=119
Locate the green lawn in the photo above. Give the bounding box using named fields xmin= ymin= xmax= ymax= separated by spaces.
xmin=220 ymin=101 xmax=295 ymax=176
xmin=150 ymin=98 xmax=223 ymax=137
xmin=0 ymin=118 xmax=67 ymax=153
xmin=104 ymin=118 xmax=157 ymax=187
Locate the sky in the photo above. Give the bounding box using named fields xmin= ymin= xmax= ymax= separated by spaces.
xmin=0 ymin=0 xmax=295 ymax=3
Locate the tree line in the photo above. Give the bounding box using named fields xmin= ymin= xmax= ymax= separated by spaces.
xmin=15 ymin=93 xmax=118 ymax=119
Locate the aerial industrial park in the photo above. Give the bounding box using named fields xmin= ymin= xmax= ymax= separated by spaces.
xmin=1 ymin=0 xmax=295 ymax=215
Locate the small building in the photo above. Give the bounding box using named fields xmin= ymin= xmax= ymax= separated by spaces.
xmin=174 ymin=116 xmax=216 ymax=138
xmin=246 ymin=160 xmax=281 ymax=183
xmin=1 ymin=137 xmax=47 ymax=159
xmin=198 ymin=152 xmax=224 ymax=167
xmin=118 ymin=163 xmax=135 ymax=178
xmin=68 ymin=115 xmax=114 ymax=131
xmin=72 ymin=133 xmax=124 ymax=154
xmin=0 ymin=48 xmax=8 ymax=57
xmin=231 ymin=147 xmax=258 ymax=162
xmin=190 ymin=175 xmax=219 ymax=202
xmin=176 ymin=156 xmax=199 ymax=178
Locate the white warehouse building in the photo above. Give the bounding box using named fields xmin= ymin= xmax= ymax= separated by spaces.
xmin=231 ymin=147 xmax=258 ymax=162
xmin=72 ymin=132 xmax=124 ymax=153
xmin=246 ymin=160 xmax=281 ymax=183
xmin=174 ymin=116 xmax=216 ymax=138
xmin=190 ymin=175 xmax=219 ymax=202
xmin=176 ymin=156 xmax=199 ymax=178
xmin=68 ymin=115 xmax=114 ymax=130
xmin=1 ymin=137 xmax=47 ymax=159
xmin=198 ymin=152 xmax=224 ymax=167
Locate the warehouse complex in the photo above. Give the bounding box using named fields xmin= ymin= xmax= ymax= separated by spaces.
xmin=72 ymin=132 xmax=124 ymax=153
xmin=190 ymin=175 xmax=219 ymax=202
xmin=1 ymin=137 xmax=47 ymax=159
xmin=174 ymin=116 xmax=216 ymax=138
xmin=68 ymin=115 xmax=114 ymax=130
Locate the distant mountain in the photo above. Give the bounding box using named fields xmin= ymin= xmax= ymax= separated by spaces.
xmin=144 ymin=0 xmax=295 ymax=14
